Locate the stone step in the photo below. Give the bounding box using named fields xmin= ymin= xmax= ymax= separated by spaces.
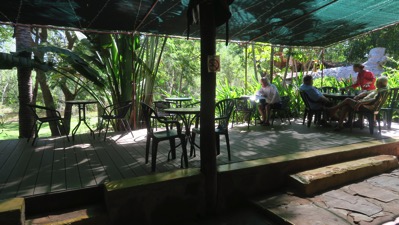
xmin=251 ymin=169 xmax=399 ymax=225
xmin=25 ymin=205 xmax=108 ymax=225
xmin=0 ymin=198 xmax=24 ymax=225
xmin=288 ymin=155 xmax=399 ymax=196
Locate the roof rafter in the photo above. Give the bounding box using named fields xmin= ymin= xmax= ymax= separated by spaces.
xmin=135 ymin=0 xmax=159 ymax=31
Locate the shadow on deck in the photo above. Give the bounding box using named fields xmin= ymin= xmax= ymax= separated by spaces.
xmin=0 ymin=120 xmax=398 ymax=201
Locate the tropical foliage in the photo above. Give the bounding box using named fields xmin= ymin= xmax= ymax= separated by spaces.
xmin=1 ymin=23 xmax=399 ymax=139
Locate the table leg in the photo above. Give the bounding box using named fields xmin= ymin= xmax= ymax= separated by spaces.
xmin=71 ymin=103 xmax=95 ymax=140
xmin=81 ymin=104 xmax=95 ymax=138
xmin=185 ymin=114 xmax=200 ymax=157
xmin=71 ymin=104 xmax=82 ymax=141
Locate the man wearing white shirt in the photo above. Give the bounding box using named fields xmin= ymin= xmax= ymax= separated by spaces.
xmin=257 ymin=77 xmax=281 ymax=126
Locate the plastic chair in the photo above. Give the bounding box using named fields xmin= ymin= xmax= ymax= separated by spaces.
xmin=271 ymin=96 xmax=292 ymax=125
xmin=141 ymin=102 xmax=188 ymax=172
xmin=27 ymin=104 xmax=70 ymax=146
xmin=191 ymin=99 xmax=234 ymax=160
xmin=350 ymin=90 xmax=389 ymax=134
xmin=380 ymin=88 xmax=399 ymax=129
xmin=153 ymin=101 xmax=176 ymax=130
xmin=299 ymin=91 xmax=323 ymax=127
xmin=98 ymin=101 xmax=134 ymax=141
xmin=231 ymin=97 xmax=254 ymax=129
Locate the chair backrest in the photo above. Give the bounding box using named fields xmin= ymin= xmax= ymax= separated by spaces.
xmin=215 ymin=99 xmax=235 ymax=129
xmin=234 ymin=97 xmax=252 ymax=112
xmin=27 ymin=104 xmax=59 ymax=120
xmin=140 ymin=102 xmax=157 ymax=133
xmin=362 ymin=90 xmax=390 ymax=112
xmin=114 ymin=101 xmax=132 ymax=118
xmin=320 ymin=86 xmax=338 ymax=94
xmin=280 ymin=96 xmax=290 ymax=109
xmin=187 ymin=101 xmax=201 ymax=108
xmin=386 ymin=87 xmax=399 ymax=108
xmin=27 ymin=104 xmax=40 ymax=120
xmin=373 ymin=90 xmax=390 ymax=112
xmin=154 ymin=101 xmax=174 ymax=115
xmin=299 ymin=91 xmax=312 ymax=110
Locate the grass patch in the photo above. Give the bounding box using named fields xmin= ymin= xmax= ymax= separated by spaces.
xmin=0 ymin=115 xmax=100 ymax=140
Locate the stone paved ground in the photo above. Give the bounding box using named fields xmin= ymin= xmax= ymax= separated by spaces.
xmin=256 ymin=169 xmax=399 ymax=225
xmin=187 ymin=208 xmax=275 ymax=225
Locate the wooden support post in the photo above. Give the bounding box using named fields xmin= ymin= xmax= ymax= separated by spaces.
xmin=199 ymin=0 xmax=217 ymax=211
xmin=270 ymin=45 xmax=274 ymax=82
xmin=321 ymin=48 xmax=325 ymax=87
xmin=283 ymin=47 xmax=292 ymax=88
xmin=252 ymin=43 xmax=258 ymax=81
xmin=244 ymin=44 xmax=248 ymax=94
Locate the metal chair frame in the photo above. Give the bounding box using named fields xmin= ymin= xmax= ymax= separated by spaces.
xmin=27 ymin=104 xmax=70 ymax=146
xmin=98 ymin=101 xmax=134 ymax=141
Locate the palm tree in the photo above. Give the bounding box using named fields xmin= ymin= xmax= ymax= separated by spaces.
xmin=82 ymin=34 xmax=167 ymax=129
xmin=15 ymin=26 xmax=34 ymax=138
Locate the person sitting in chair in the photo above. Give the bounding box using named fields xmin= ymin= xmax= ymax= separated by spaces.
xmin=299 ymin=75 xmax=333 ymax=125
xmin=299 ymin=75 xmax=332 ymax=110
xmin=328 ymin=76 xmax=388 ymax=131
xmin=257 ymin=77 xmax=281 ymax=126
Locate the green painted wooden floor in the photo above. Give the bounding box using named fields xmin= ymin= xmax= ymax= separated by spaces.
xmin=0 ymin=120 xmax=397 ymax=200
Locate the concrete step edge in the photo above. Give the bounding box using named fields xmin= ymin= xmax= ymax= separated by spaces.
xmin=288 ymin=155 xmax=399 ymax=196
xmin=25 ymin=205 xmax=108 ymax=225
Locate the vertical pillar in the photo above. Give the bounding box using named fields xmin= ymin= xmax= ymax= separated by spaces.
xmin=252 ymin=43 xmax=258 ymax=81
xmin=283 ymin=47 xmax=292 ymax=88
xmin=199 ymin=0 xmax=217 ymax=210
xmin=321 ymin=48 xmax=324 ymax=87
xmin=269 ymin=45 xmax=274 ymax=82
xmin=244 ymin=44 xmax=248 ymax=95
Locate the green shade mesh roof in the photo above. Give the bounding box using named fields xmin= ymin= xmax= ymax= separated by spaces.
xmin=0 ymin=0 xmax=398 ymax=46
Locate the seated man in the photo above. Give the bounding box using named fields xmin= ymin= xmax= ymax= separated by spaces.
xmin=257 ymin=77 xmax=281 ymax=126
xmin=328 ymin=76 xmax=388 ymax=131
xmin=299 ymin=75 xmax=331 ymax=110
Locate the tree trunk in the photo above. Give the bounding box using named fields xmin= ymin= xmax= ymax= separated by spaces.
xmin=15 ymin=26 xmax=34 ymax=138
xmin=60 ymin=79 xmax=76 ymax=134
xmin=61 ymin=31 xmax=78 ymax=134
xmin=1 ymin=82 xmax=8 ymax=105
xmin=34 ymin=28 xmax=60 ymax=135
xmin=32 ymin=76 xmax=38 ymax=105
xmin=179 ymin=70 xmax=183 ymax=95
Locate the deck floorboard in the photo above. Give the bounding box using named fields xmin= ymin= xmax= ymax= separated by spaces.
xmin=0 ymin=121 xmax=398 ymax=200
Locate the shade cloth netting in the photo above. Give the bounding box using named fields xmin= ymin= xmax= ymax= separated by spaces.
xmin=0 ymin=0 xmax=398 ymax=46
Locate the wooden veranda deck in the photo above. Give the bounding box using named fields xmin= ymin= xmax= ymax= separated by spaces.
xmin=0 ymin=121 xmax=398 ymax=200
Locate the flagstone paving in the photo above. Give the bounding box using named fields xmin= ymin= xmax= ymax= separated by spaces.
xmin=255 ymin=169 xmax=399 ymax=225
